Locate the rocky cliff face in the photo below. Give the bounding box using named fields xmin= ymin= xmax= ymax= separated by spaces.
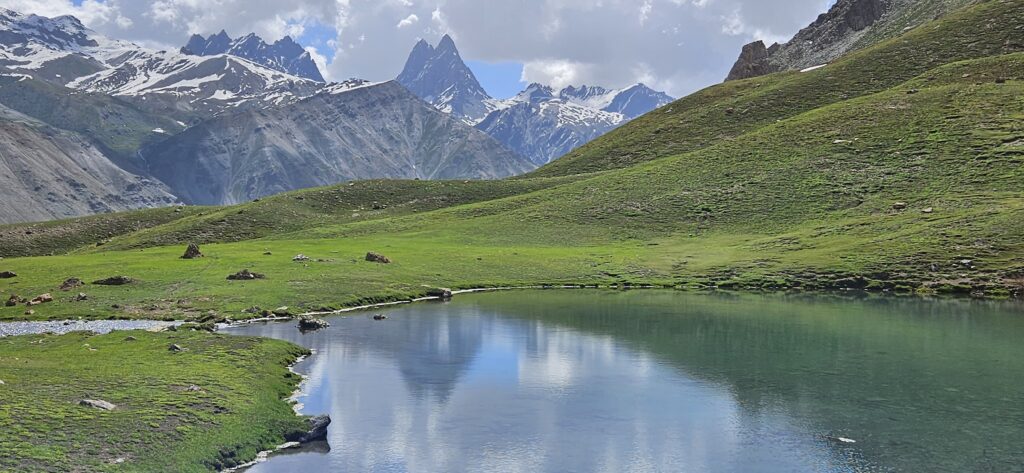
xmin=725 ymin=41 xmax=780 ymax=82
xmin=143 ymin=81 xmax=533 ymax=205
xmin=0 ymin=107 xmax=177 ymax=223
xmin=726 ymin=0 xmax=975 ymax=81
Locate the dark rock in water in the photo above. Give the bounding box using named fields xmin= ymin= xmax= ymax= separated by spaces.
xmin=79 ymin=399 xmax=116 ymax=411
xmin=286 ymin=415 xmax=332 ymax=443
xmin=5 ymin=295 xmax=24 ymax=307
xmin=426 ymin=287 xmax=453 ymax=299
xmin=372 ymin=314 xmax=388 ymax=320
xmin=365 ymin=252 xmax=392 ymax=264
xmin=93 ymin=276 xmax=133 ymax=286
xmin=726 ymin=40 xmax=779 ymax=81
xmin=0 ymin=271 xmax=16 ymax=279
xmin=169 ymin=344 xmax=185 ymax=352
xmin=226 ymin=269 xmax=265 ymax=281
xmin=59 ymin=278 xmax=83 ymax=291
xmin=181 ymin=243 xmax=204 ymax=259
xmin=298 ymin=317 xmax=330 ymax=331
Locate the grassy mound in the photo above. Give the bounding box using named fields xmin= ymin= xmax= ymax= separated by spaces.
xmin=0 ymin=331 xmax=308 ymax=472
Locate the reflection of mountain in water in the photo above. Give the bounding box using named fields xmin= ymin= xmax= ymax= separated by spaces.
xmin=389 ymin=312 xmax=484 ymax=402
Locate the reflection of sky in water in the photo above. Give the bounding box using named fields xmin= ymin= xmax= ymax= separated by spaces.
xmin=231 ymin=304 xmax=864 ymax=473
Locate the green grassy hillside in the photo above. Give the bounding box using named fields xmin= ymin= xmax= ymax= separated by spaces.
xmin=531 ymin=0 xmax=1023 ymax=177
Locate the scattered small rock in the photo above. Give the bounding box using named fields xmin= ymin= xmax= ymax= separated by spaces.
xmin=892 ymin=202 xmax=908 ymax=210
xmin=298 ymin=317 xmax=330 ymax=331
xmin=372 ymin=314 xmax=388 ymax=320
xmin=263 ymin=251 xmax=273 ymax=256
xmin=5 ymin=295 xmax=25 ymax=307
xmin=906 ymin=88 xmax=919 ymax=94
xmin=185 ymin=385 xmax=203 ymax=392
xmin=365 ymin=252 xmax=392 ymax=264
xmin=169 ymin=344 xmax=185 ymax=353
xmin=995 ymin=77 xmax=1007 ymax=84
xmin=226 ymin=269 xmax=265 ymax=281
xmin=292 ymin=254 xmax=311 ymax=262
xmin=124 ymin=336 xmax=137 ymax=341
xmin=59 ymin=278 xmax=83 ymax=291
xmin=272 ymin=307 xmax=291 ymax=317
xmin=24 ymin=309 xmax=35 ymax=316
xmin=181 ymin=243 xmax=204 ymax=259
xmin=73 ymin=293 xmax=88 ymax=302
xmin=922 ymin=207 xmax=934 ymax=214
xmin=286 ymin=415 xmax=332 ymax=443
xmin=0 ymin=271 xmax=16 ymax=279
xmin=79 ymin=399 xmax=116 ymax=411
xmin=93 ymin=276 xmax=133 ymax=286
xmin=28 ymin=293 xmax=53 ymax=305
xmin=0 ymin=380 xmax=5 ymax=385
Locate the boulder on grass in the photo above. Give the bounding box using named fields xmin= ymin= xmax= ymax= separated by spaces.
xmin=59 ymin=278 xmax=83 ymax=291
xmin=93 ymin=276 xmax=133 ymax=286
xmin=5 ymin=295 xmax=25 ymax=307
xmin=226 ymin=269 xmax=265 ymax=281
xmin=28 ymin=294 xmax=53 ymax=305
xmin=365 ymin=252 xmax=392 ymax=264
xmin=181 ymin=243 xmax=204 ymax=259
xmin=0 ymin=271 xmax=16 ymax=279
xmin=79 ymin=399 xmax=116 ymax=411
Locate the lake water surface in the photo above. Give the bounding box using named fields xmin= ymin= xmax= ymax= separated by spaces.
xmin=224 ymin=290 xmax=1024 ymax=473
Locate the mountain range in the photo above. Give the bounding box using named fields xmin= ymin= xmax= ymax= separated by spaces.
xmin=0 ymin=8 xmax=674 ymax=223
xmin=396 ymin=35 xmax=674 ymax=165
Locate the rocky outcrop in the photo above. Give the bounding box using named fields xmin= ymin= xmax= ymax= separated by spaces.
xmin=726 ymin=41 xmax=780 ymax=81
xmin=725 ymin=0 xmax=973 ymax=81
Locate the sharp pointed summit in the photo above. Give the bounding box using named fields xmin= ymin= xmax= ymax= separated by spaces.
xmin=396 ymin=34 xmax=495 ymax=124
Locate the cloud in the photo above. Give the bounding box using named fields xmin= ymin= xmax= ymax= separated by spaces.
xmin=0 ymin=0 xmax=831 ymax=96
xmin=396 ymin=13 xmax=418 ymax=29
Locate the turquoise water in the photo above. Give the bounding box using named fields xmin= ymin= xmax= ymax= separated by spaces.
xmin=225 ymin=290 xmax=1024 ymax=473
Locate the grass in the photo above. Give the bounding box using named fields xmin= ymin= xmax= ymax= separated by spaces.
xmin=0 ymin=330 xmax=309 ymax=472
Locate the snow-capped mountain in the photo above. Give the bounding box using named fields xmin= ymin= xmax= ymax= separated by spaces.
xmin=395 ymin=36 xmax=674 ymax=165
xmin=0 ymin=8 xmax=532 ymax=222
xmin=182 ymin=31 xmax=325 ymax=82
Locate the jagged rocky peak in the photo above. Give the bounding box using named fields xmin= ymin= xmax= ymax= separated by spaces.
xmin=726 ymin=40 xmax=780 ymax=81
xmin=396 ymin=34 xmax=494 ymax=123
xmin=517 ymin=83 xmax=556 ymax=102
xmin=180 ymin=30 xmax=324 ymax=82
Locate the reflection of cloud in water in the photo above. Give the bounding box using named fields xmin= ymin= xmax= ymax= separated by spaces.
xmin=229 ymin=302 xmax=863 ymax=473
